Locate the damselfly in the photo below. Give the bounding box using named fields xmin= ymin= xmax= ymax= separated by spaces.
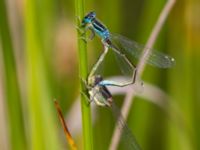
xmin=81 ymin=60 xmax=141 ymax=149
xmin=83 ymin=72 xmax=141 ymax=150
xmin=80 ymin=11 xmax=175 ymax=73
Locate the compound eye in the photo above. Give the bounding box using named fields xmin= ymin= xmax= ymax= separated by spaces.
xmin=82 ymin=11 xmax=96 ymax=26
xmin=95 ymin=75 xmax=103 ymax=84
xmin=88 ymin=11 xmax=96 ymax=19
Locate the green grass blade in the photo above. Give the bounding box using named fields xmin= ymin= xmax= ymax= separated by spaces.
xmin=0 ymin=0 xmax=27 ymax=149
xmin=24 ymin=0 xmax=62 ymax=149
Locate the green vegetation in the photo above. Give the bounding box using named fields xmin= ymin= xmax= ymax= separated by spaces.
xmin=0 ymin=0 xmax=199 ymax=150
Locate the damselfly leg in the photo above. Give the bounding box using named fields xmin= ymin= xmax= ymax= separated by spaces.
xmin=89 ymin=45 xmax=109 ymax=78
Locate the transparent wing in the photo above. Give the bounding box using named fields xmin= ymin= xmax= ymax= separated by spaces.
xmin=113 ymin=49 xmax=135 ymax=77
xmin=110 ymin=102 xmax=141 ymax=150
xmin=110 ymin=33 xmax=175 ymax=68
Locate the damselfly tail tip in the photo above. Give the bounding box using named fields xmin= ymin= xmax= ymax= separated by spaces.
xmin=169 ymin=57 xmax=176 ymax=68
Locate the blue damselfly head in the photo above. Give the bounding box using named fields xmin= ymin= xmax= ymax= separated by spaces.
xmin=81 ymin=11 xmax=96 ymax=27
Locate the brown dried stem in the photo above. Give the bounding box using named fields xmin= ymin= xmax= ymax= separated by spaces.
xmin=54 ymin=100 xmax=77 ymax=150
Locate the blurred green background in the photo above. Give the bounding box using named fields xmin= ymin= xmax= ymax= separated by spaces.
xmin=0 ymin=0 xmax=199 ymax=149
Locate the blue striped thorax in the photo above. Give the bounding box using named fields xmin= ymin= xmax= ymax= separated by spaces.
xmin=82 ymin=11 xmax=110 ymax=40
xmin=92 ymin=19 xmax=110 ymax=40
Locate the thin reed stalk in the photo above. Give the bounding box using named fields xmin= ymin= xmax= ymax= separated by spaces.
xmin=75 ymin=0 xmax=93 ymax=149
xmin=109 ymin=0 xmax=176 ymax=149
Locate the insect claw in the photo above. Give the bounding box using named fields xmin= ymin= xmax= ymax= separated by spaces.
xmin=88 ymin=29 xmax=95 ymax=40
xmin=80 ymin=91 xmax=91 ymax=105
xmin=78 ymin=36 xmax=88 ymax=43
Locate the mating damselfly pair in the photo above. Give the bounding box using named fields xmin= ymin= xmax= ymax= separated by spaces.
xmin=79 ymin=11 xmax=175 ymax=149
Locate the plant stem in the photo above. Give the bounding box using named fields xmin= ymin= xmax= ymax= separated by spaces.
xmin=75 ymin=0 xmax=93 ymax=150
